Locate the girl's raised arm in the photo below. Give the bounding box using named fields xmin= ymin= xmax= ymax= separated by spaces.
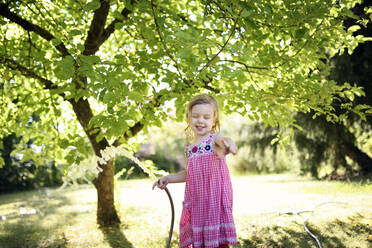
xmin=214 ymin=133 xmax=238 ymax=158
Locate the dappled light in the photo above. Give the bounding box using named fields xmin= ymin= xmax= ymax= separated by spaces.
xmin=1 ymin=175 xmax=371 ymax=247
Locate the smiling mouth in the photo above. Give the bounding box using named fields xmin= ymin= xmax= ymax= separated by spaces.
xmin=195 ymin=125 xmax=205 ymax=130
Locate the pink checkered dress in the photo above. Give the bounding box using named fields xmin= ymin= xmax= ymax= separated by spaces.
xmin=180 ymin=133 xmax=238 ymax=248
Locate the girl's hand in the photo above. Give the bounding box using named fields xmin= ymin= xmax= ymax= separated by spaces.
xmin=152 ymin=176 xmax=169 ymax=190
xmin=214 ymin=134 xmax=238 ymax=158
xmin=222 ymin=138 xmax=238 ymax=155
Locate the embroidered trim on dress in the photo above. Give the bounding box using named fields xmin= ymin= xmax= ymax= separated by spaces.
xmin=180 ymin=237 xmax=237 ymax=248
xmin=192 ymin=223 xmax=236 ymax=232
xmin=185 ymin=134 xmax=215 ymax=159
xmin=180 ymin=222 xmax=235 ymax=235
xmin=194 ymin=237 xmax=238 ymax=247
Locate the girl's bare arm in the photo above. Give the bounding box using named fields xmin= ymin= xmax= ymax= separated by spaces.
xmin=214 ymin=133 xmax=238 ymax=158
xmin=152 ymin=170 xmax=186 ymax=190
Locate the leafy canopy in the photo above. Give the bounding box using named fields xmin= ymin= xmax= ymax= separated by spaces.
xmin=1 ymin=0 xmax=371 ymax=168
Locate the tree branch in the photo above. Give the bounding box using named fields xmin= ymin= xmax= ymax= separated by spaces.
xmin=201 ymin=77 xmax=221 ymax=93
xmin=0 ymin=56 xmax=57 ymax=91
xmin=83 ymin=0 xmax=110 ymax=55
xmin=150 ymin=0 xmax=184 ymax=80
xmin=0 ymin=3 xmax=69 ymax=57
xmin=219 ymin=60 xmax=270 ymax=70
xmin=101 ymin=1 xmax=134 ymax=41
xmin=83 ymin=0 xmax=134 ymax=55
xmin=292 ymin=20 xmax=324 ymax=58
xmin=194 ymin=7 xmax=244 ymax=81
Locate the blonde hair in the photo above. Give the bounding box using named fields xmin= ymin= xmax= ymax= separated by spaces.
xmin=185 ymin=94 xmax=220 ymax=140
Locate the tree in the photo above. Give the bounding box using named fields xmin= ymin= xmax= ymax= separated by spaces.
xmin=1 ymin=0 xmax=371 ymax=226
xmin=0 ymin=133 xmax=36 ymax=192
xmin=294 ymin=1 xmax=372 ymax=178
xmin=236 ymin=1 xmax=372 ymax=179
xmin=0 ymin=131 xmax=63 ymax=193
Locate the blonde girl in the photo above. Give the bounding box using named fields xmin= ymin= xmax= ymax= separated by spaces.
xmin=153 ymin=94 xmax=238 ymax=248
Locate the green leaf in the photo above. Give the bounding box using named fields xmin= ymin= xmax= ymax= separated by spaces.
xmin=59 ymin=139 xmax=70 ymax=149
xmin=54 ymin=56 xmax=75 ymax=80
xmin=84 ymin=0 xmax=101 ymax=11
xmin=348 ymin=25 xmax=361 ymax=33
xmin=70 ymin=29 xmax=82 ymax=36
xmin=51 ymin=38 xmax=62 ymax=46
xmin=344 ymin=90 xmax=354 ymax=101
xmin=77 ymin=44 xmax=85 ymax=52
xmin=241 ymin=9 xmax=252 ymax=18
xmin=125 ymin=0 xmax=133 ymax=11
xmin=127 ymin=92 xmax=144 ymax=102
xmin=79 ymin=55 xmax=101 ymax=65
xmin=113 ymin=11 xmax=124 ymax=21
xmin=295 ymin=27 xmax=306 ymax=39
xmin=96 ymin=132 xmax=105 ymax=143
xmin=115 ymin=22 xmax=124 ymax=30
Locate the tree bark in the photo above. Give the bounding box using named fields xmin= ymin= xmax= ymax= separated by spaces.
xmin=93 ymin=157 xmax=120 ymax=226
xmin=347 ymin=143 xmax=372 ymax=174
xmin=69 ymin=97 xmax=121 ymax=226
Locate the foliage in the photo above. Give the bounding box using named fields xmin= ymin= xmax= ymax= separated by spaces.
xmin=237 ymin=111 xmax=372 ymax=178
xmin=0 ymin=133 xmax=63 ymax=193
xmin=290 ymin=1 xmax=372 ymax=178
xmin=113 ymin=122 xmax=187 ymax=179
xmin=219 ymin=114 xmax=298 ymax=174
xmin=1 ymin=0 xmax=372 ymax=168
xmin=293 ymin=113 xmax=372 ymax=178
xmin=114 ymin=152 xmax=180 ymax=179
xmin=234 ymin=1 xmax=372 ymax=178
xmin=1 ymin=0 xmax=372 ymax=224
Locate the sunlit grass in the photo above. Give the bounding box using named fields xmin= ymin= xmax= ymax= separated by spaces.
xmin=0 ymin=174 xmax=371 ymax=248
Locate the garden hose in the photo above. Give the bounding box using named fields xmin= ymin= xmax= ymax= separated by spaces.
xmin=159 ymin=192 xmax=343 ymax=248
xmin=164 ymin=186 xmax=175 ymax=248
xmin=277 ymin=201 xmax=347 ymax=248
xmin=304 ymin=219 xmax=322 ymax=248
xmin=159 ymin=180 xmax=175 ymax=248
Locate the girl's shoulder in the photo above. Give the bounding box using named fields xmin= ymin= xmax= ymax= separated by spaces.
xmin=185 ymin=133 xmax=215 ymax=158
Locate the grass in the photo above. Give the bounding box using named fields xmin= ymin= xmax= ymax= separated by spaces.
xmin=0 ymin=174 xmax=371 ymax=248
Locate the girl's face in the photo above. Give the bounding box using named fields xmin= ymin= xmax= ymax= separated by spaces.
xmin=190 ymin=103 xmax=215 ymax=140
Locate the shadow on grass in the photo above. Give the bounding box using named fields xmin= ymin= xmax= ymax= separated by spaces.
xmin=100 ymin=225 xmax=134 ymax=248
xmin=237 ymin=213 xmax=372 ymax=248
xmin=0 ymin=191 xmax=71 ymax=248
xmin=0 ymin=187 xmax=136 ymax=248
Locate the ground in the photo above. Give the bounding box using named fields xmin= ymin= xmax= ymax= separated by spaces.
xmin=0 ymin=174 xmax=371 ymax=248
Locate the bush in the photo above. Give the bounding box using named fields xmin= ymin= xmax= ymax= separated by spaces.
xmin=0 ymin=134 xmax=63 ymax=193
xmin=0 ymin=160 xmax=63 ymax=193
xmin=114 ymin=150 xmax=182 ymax=180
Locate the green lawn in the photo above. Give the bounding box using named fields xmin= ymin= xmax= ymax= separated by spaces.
xmin=0 ymin=174 xmax=371 ymax=248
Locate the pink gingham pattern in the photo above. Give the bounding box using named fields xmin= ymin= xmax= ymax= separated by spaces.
xmin=180 ymin=133 xmax=238 ymax=248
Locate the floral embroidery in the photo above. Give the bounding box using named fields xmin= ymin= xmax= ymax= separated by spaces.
xmin=186 ymin=134 xmax=215 ymax=159
xmin=192 ymin=146 xmax=198 ymax=153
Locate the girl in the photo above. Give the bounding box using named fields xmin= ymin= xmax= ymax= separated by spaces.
xmin=152 ymin=94 xmax=238 ymax=248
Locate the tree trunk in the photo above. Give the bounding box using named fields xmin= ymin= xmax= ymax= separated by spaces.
xmin=93 ymin=157 xmax=121 ymax=226
xmin=69 ymin=97 xmax=121 ymax=226
xmin=348 ymin=143 xmax=372 ymax=174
